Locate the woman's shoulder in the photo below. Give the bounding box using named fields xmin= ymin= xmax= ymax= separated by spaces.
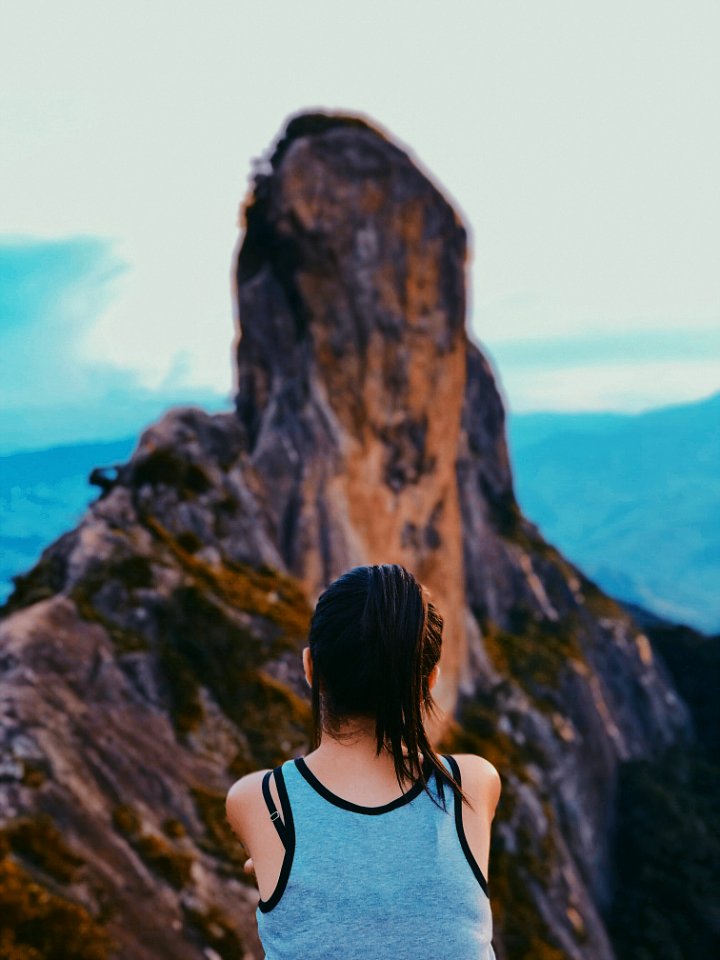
xmin=446 ymin=752 xmax=501 ymax=782
xmin=225 ymin=766 xmax=280 ymax=846
xmin=444 ymin=753 xmax=502 ymax=820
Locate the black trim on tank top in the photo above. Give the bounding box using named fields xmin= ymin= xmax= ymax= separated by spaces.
xmin=257 ymin=765 xmax=296 ymax=913
xmin=294 ymin=753 xmax=436 ymax=815
xmin=444 ymin=754 xmax=490 ymax=899
xmin=262 ymin=769 xmax=289 ymax=847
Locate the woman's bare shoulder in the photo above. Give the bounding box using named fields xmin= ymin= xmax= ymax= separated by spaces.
xmin=225 ymin=768 xmax=275 ymax=844
xmin=445 ymin=753 xmax=502 ymax=819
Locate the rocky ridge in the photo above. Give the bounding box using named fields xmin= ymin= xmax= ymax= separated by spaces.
xmin=0 ymin=113 xmax=704 ymax=960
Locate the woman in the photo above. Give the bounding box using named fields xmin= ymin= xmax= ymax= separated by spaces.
xmin=226 ymin=563 xmax=501 ymax=959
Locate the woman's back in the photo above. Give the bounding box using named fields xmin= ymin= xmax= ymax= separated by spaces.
xmin=255 ymin=753 xmax=496 ymax=960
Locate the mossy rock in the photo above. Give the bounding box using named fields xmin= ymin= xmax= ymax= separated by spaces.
xmin=156 ymin=636 xmax=205 ymax=735
xmin=191 ymin=785 xmax=252 ymax=883
xmin=153 ymin=571 xmax=312 ymax=749
xmin=20 ymin=760 xmax=49 ymax=789
xmin=578 ymin=574 xmax=626 ymax=619
xmin=478 ymin=478 xmax=527 ymax=543
xmin=133 ymin=834 xmax=194 ymax=889
xmin=487 ymin=489 xmax=565 ymax=567
xmin=484 ymin=610 xmax=585 ymax=707
xmin=107 ymin=555 xmax=154 ymax=589
xmin=0 ymin=854 xmax=116 ymax=959
xmin=111 ymin=805 xmax=193 ymax=889
xmin=73 ymin=591 xmax=150 ymax=654
xmin=176 ymin=530 xmax=203 ymax=554
xmin=132 ymin=448 xmax=212 ymax=499
xmin=2 ymin=536 xmax=71 ymax=615
xmin=161 ymin=817 xmax=186 ymax=839
xmin=142 ymin=515 xmax=312 ymax=640
xmin=490 ymin=840 xmax=567 ymax=960
xmin=2 ymin=813 xmax=85 ymax=885
xmin=183 ymin=900 xmax=245 ymax=960
xmin=227 ymin=746 xmax=257 ymax=780
xmin=69 ymin=553 xmax=153 ymax=654
xmin=111 ymin=804 xmax=141 ymax=838
xmin=235 ymin=669 xmax=312 ymax=769
xmin=442 ymin=698 xmax=539 ymax=799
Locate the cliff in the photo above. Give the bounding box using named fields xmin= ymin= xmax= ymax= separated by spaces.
xmin=0 ymin=112 xmax=711 ymax=960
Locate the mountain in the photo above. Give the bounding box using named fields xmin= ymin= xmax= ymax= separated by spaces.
xmin=507 ymin=391 xmax=720 ymax=633
xmin=0 ymin=112 xmax=714 ymax=960
xmin=0 ymin=437 xmax=138 ymax=607
xmin=6 ymin=390 xmax=717 ymax=635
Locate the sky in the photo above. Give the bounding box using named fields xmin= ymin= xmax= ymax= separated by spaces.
xmin=1 ymin=0 xmax=719 ymax=454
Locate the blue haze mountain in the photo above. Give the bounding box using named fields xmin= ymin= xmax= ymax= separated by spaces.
xmin=507 ymin=391 xmax=720 ymax=633
xmin=0 ymin=437 xmax=138 ymax=607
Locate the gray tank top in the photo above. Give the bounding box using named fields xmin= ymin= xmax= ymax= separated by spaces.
xmin=255 ymin=752 xmax=496 ymax=959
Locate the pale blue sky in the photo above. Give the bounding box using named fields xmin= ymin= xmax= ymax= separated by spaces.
xmin=1 ymin=0 xmax=719 ymax=453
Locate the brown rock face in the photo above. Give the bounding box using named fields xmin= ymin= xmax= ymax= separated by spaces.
xmin=235 ymin=115 xmax=469 ymax=725
xmin=0 ymin=112 xmax=704 ymax=959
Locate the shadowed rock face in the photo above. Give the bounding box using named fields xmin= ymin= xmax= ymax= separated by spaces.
xmin=0 ymin=112 xmax=705 ymax=960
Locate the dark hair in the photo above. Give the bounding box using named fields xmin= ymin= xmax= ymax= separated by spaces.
xmin=306 ymin=563 xmax=475 ymax=813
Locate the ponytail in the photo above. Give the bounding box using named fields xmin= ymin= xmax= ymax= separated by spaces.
xmin=306 ymin=563 xmax=475 ymax=813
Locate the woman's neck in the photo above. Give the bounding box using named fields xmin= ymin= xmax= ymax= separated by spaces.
xmin=309 ymin=718 xmax=424 ymax=772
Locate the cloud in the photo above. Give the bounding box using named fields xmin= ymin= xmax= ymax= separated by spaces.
xmin=0 ymin=236 xmax=230 ymax=453
xmin=482 ymin=329 xmax=720 ymax=370
xmin=478 ymin=327 xmax=720 ymax=412
xmin=1 ymin=235 xmax=128 ymax=400
xmin=489 ymin=355 xmax=720 ymax=414
xmin=3 ymin=1 xmax=719 ymax=422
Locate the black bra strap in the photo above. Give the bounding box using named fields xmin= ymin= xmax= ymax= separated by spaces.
xmin=262 ymin=768 xmax=288 ymax=847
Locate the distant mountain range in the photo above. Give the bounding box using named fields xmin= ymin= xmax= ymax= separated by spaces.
xmin=2 ymin=390 xmax=717 ymax=633
xmin=506 ymin=389 xmax=720 ymax=634
xmin=0 ymin=435 xmax=138 ymax=605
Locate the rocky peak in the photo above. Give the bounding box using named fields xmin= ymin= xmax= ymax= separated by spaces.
xmin=234 ymin=113 xmax=470 ymax=721
xmin=0 ymin=111 xmax=708 ymax=960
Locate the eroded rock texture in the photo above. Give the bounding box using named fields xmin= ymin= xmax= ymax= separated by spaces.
xmin=233 ymin=117 xmax=471 ymax=722
xmin=0 ymin=113 xmax=705 ymax=960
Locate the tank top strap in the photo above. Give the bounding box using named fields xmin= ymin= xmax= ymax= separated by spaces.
xmin=442 ymin=753 xmax=490 ymax=899
xmin=260 ymin=764 xmax=294 ymax=849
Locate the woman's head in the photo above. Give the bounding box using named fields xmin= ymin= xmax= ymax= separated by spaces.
xmin=303 ymin=563 xmax=471 ymax=809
